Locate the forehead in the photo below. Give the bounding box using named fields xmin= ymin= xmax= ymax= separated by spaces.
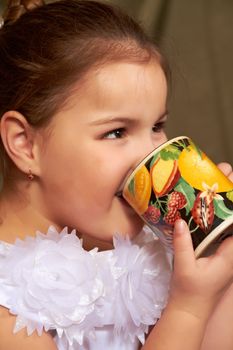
xmin=64 ymin=60 xmax=167 ymax=110
xmin=47 ymin=60 xmax=168 ymax=134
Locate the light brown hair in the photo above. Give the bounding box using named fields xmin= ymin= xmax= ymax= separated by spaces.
xmin=0 ymin=0 xmax=169 ymax=184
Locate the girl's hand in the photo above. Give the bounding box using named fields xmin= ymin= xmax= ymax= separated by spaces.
xmin=169 ymin=219 xmax=233 ymax=320
xmin=142 ymin=220 xmax=233 ymax=350
xmin=217 ymin=162 xmax=233 ymax=182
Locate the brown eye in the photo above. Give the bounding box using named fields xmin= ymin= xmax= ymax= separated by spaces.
xmin=104 ymin=128 xmax=126 ymax=139
xmin=152 ymin=121 xmax=166 ymax=133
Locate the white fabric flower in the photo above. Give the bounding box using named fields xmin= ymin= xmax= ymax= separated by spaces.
xmin=111 ymin=231 xmax=171 ymax=344
xmin=0 ymin=227 xmax=105 ymax=345
xmin=0 ymin=226 xmax=172 ymax=348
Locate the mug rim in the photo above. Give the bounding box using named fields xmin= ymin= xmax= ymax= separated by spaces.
xmin=194 ymin=215 xmax=233 ymax=258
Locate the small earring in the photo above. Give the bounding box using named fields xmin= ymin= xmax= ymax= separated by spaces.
xmin=27 ymin=169 xmax=34 ymax=181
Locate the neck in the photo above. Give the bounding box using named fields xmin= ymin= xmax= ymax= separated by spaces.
xmin=0 ymin=185 xmax=59 ymax=243
xmin=0 ymin=185 xmax=114 ymax=251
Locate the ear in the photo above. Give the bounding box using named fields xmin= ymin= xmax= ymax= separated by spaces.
xmin=0 ymin=111 xmax=41 ymax=176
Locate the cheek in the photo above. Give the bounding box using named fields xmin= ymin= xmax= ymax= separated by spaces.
xmin=40 ymin=135 xmax=129 ymax=208
xmin=39 ymin=142 xmax=82 ymax=196
xmin=40 ymin=148 xmax=112 ymax=204
xmin=159 ymin=132 xmax=167 ymax=145
xmin=86 ymin=146 xmax=128 ymax=180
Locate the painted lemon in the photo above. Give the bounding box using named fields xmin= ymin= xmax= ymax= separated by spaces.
xmin=124 ymin=165 xmax=151 ymax=215
xmin=178 ymin=145 xmax=233 ymax=192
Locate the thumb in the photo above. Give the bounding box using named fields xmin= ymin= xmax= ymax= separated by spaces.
xmin=173 ymin=219 xmax=196 ymax=271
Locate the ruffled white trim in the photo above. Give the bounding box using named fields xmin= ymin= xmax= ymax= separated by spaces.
xmin=0 ymin=226 xmax=171 ymax=348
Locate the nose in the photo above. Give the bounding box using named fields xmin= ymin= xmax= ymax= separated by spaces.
xmin=132 ymin=133 xmax=167 ymax=169
xmin=121 ymin=133 xmax=167 ymax=190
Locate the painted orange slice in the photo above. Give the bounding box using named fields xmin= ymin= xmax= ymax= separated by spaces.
xmin=126 ymin=165 xmax=151 ymax=215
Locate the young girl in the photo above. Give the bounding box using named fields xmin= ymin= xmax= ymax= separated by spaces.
xmin=0 ymin=1 xmax=233 ymax=349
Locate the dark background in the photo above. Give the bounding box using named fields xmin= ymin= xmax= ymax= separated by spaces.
xmin=1 ymin=0 xmax=233 ymax=163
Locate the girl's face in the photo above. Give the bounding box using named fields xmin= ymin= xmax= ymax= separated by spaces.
xmin=38 ymin=60 xmax=168 ymax=243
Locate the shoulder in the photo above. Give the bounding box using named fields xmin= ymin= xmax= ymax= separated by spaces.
xmin=0 ymin=306 xmax=57 ymax=350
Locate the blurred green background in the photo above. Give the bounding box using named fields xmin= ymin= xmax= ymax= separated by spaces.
xmin=1 ymin=0 xmax=233 ymax=163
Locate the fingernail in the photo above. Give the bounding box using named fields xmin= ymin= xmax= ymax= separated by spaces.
xmin=175 ymin=219 xmax=187 ymax=233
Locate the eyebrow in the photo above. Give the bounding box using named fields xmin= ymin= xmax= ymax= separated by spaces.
xmin=89 ymin=110 xmax=169 ymax=126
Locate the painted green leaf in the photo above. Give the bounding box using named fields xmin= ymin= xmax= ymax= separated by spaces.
xmin=226 ymin=190 xmax=233 ymax=203
xmin=149 ymin=153 xmax=160 ymax=168
xmin=160 ymin=145 xmax=181 ymax=161
xmin=128 ymin=178 xmax=135 ymax=196
xmin=173 ymin=140 xmax=188 ymax=150
xmin=174 ymin=178 xmax=196 ymax=214
xmin=213 ymin=198 xmax=233 ymax=220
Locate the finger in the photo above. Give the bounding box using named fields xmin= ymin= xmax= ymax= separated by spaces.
xmin=217 ymin=162 xmax=233 ymax=176
xmin=173 ymin=219 xmax=196 ymax=272
xmin=228 ymin=172 xmax=233 ymax=182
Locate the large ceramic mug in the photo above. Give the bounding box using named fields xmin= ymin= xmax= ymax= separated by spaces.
xmin=123 ymin=136 xmax=233 ymax=257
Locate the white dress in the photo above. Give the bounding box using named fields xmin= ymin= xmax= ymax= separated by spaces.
xmin=0 ymin=226 xmax=171 ymax=350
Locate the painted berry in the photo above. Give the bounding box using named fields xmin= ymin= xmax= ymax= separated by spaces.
xmin=191 ymin=192 xmax=214 ymax=233
xmin=168 ymin=191 xmax=187 ymax=210
xmin=143 ymin=206 xmax=161 ymax=225
xmin=164 ymin=207 xmax=181 ymax=226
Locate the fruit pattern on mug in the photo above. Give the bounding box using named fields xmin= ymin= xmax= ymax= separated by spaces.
xmin=126 ymin=139 xmax=233 ymax=235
